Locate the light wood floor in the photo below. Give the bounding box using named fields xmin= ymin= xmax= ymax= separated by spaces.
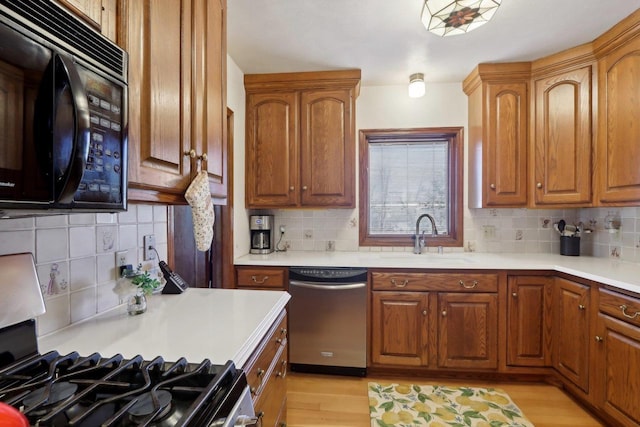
xmin=286 ymin=372 xmax=604 ymax=426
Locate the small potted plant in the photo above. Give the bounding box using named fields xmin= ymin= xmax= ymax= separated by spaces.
xmin=114 ymin=264 xmax=162 ymax=315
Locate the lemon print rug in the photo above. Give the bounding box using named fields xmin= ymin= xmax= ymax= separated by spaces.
xmin=368 ymin=383 xmax=534 ymax=427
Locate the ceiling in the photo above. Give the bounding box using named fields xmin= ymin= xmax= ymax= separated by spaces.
xmin=227 ymin=0 xmax=640 ymax=86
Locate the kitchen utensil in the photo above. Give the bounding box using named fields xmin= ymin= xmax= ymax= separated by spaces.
xmin=553 ymin=223 xmax=562 ymax=235
xmin=558 ymin=220 xmax=566 ymax=233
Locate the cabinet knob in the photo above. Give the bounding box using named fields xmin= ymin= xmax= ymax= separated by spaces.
xmin=422 ymin=310 xmax=427 ymax=316
xmin=302 ymin=185 xmax=308 ymax=190
xmin=578 ymin=304 xmax=586 ymax=310
xmin=595 ymin=336 xmax=603 ymax=343
xmin=442 ymin=310 xmax=447 ymax=317
xmin=489 ymin=183 xmax=496 ymax=190
xmin=536 ymin=182 xmax=543 ymax=189
xmin=512 ymin=292 xmax=518 ymax=298
xmin=200 ymin=152 xmax=208 ymax=162
xmin=184 ymin=149 xmax=196 ymax=158
xmin=289 ymin=186 xmax=295 ymax=191
xmin=257 ymin=368 xmax=265 ymax=378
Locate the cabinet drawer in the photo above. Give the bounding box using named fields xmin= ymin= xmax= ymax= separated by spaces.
xmin=600 ymin=289 xmax=640 ymax=327
xmin=254 ymin=346 xmax=288 ymax=427
xmin=236 ymin=267 xmax=286 ymax=289
xmin=244 ymin=311 xmax=287 ymax=397
xmin=371 ymin=272 xmax=498 ymax=292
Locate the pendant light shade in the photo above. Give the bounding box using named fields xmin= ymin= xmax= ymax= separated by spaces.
xmin=408 ymin=73 xmax=425 ymax=98
xmin=422 ymin=0 xmax=501 ymax=37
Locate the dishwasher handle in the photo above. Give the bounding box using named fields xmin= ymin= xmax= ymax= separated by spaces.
xmin=289 ymin=280 xmax=366 ymax=291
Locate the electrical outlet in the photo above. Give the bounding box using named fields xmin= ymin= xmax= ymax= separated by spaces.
xmin=143 ymin=235 xmax=156 ymax=261
xmin=115 ymin=250 xmax=128 ymax=267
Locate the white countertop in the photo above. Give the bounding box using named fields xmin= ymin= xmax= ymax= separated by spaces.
xmin=38 ymin=288 xmax=290 ymax=368
xmin=235 ymin=251 xmax=640 ymax=294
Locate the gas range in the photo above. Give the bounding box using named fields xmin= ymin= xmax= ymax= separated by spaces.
xmin=0 ymin=254 xmax=257 ymax=427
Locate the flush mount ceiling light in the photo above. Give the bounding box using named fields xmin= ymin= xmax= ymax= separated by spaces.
xmin=421 ymin=0 xmax=501 ymax=37
xmin=408 ymin=73 xmax=425 ymax=98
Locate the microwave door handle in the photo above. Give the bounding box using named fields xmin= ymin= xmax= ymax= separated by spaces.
xmin=53 ymin=54 xmax=91 ymax=204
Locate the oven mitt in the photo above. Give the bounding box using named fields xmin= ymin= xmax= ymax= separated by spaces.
xmin=184 ymin=171 xmax=215 ymax=251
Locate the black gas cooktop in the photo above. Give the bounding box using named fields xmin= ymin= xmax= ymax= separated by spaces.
xmin=0 ymin=322 xmax=246 ymax=427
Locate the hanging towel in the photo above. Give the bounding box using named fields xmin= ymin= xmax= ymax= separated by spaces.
xmin=184 ymin=171 xmax=215 ymax=251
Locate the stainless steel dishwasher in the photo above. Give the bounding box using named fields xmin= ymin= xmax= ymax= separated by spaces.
xmin=288 ymin=267 xmax=367 ymax=376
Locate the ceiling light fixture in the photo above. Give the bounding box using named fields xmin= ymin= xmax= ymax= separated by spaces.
xmin=408 ymin=73 xmax=425 ymax=98
xmin=421 ymin=0 xmax=501 ymax=37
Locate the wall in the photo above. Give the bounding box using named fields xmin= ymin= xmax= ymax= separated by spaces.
xmin=0 ymin=204 xmax=168 ymax=335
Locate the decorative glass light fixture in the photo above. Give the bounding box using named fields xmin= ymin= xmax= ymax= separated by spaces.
xmin=421 ymin=0 xmax=501 ymax=37
xmin=408 ymin=73 xmax=425 ymax=98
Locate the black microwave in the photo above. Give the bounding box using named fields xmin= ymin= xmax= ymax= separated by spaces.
xmin=0 ymin=0 xmax=128 ymax=215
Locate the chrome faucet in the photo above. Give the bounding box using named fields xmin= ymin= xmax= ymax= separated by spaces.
xmin=414 ymin=214 xmax=438 ymax=254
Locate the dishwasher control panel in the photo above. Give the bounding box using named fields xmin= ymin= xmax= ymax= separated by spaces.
xmin=289 ymin=267 xmax=367 ymax=282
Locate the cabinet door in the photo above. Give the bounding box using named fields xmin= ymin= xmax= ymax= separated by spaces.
xmin=299 ymin=89 xmax=355 ymax=207
xmin=246 ymin=92 xmax=299 ymax=207
xmin=533 ymin=66 xmax=592 ymax=205
xmin=437 ymin=293 xmax=498 ymax=369
xmin=595 ymin=36 xmax=640 ymax=204
xmin=192 ymin=0 xmax=227 ymax=200
xmin=123 ymin=0 xmax=193 ymax=193
xmin=594 ymin=313 xmax=640 ymax=426
xmin=507 ymin=276 xmax=553 ymax=366
xmin=484 ymin=82 xmax=528 ymax=206
xmin=553 ymin=278 xmax=590 ymax=392
xmin=371 ymin=292 xmax=429 ymax=366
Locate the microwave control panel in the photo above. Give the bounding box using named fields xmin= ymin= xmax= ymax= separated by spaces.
xmin=75 ymin=67 xmax=124 ymax=204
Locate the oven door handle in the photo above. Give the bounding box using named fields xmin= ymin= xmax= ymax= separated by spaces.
xmin=52 ymin=53 xmax=91 ymax=204
xmin=289 ymin=280 xmax=366 ymax=291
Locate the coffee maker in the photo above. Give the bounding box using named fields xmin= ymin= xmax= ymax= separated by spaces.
xmin=250 ymin=215 xmax=274 ymax=254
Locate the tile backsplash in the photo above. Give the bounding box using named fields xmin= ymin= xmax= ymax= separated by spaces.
xmin=0 ymin=204 xmax=168 ymax=336
xmin=260 ymin=206 xmax=640 ymax=263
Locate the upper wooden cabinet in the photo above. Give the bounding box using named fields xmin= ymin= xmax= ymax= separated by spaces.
xmin=245 ymin=70 xmax=360 ymax=209
xmin=463 ymin=63 xmax=530 ymax=208
xmin=121 ymin=0 xmax=227 ymax=204
xmin=56 ymin=0 xmax=117 ymax=41
xmin=531 ymin=50 xmax=594 ymax=206
xmin=593 ymin=11 xmax=640 ymax=205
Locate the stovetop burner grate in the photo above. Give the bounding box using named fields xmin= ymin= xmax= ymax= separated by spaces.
xmin=0 ymin=351 xmax=245 ymax=426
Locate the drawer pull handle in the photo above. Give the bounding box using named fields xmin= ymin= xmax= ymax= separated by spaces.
xmin=257 ymin=368 xmax=265 ymax=378
xmin=277 ymin=360 xmax=288 ymax=378
xmin=578 ymin=304 xmax=586 ymax=310
xmin=391 ymin=278 xmax=409 ymax=288
xmin=595 ymin=336 xmax=603 ymax=343
xmin=276 ymin=338 xmax=283 ymax=344
xmin=251 ymin=275 xmax=269 ymax=284
xmin=620 ymin=305 xmax=640 ymax=319
xmin=459 ymin=280 xmax=478 ymax=289
xmin=250 ymin=386 xmax=257 ymax=395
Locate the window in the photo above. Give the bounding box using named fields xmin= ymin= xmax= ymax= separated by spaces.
xmin=359 ymin=127 xmax=463 ymax=247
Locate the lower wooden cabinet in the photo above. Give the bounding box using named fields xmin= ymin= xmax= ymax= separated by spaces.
xmin=507 ymin=276 xmax=553 ymax=367
xmin=243 ymin=310 xmax=288 ymax=427
xmin=371 ymin=292 xmax=429 ymax=366
xmin=593 ymin=289 xmax=640 ymax=426
xmin=553 ymin=277 xmax=591 ymax=393
xmin=370 ymin=271 xmax=499 ymax=371
xmin=438 ymin=292 xmax=498 ymax=369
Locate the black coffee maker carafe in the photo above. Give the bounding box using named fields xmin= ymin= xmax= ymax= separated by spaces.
xmin=250 ymin=215 xmax=274 ymax=254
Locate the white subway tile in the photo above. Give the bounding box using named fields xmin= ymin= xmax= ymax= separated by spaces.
xmin=36 ymin=215 xmax=68 ymax=228
xmin=97 ymin=253 xmax=117 ymax=284
xmin=36 ymin=228 xmax=68 ymax=262
xmin=70 ymin=257 xmax=96 ymax=291
xmin=69 ymin=226 xmax=96 ymax=258
xmin=69 ymin=213 xmax=96 ymax=225
xmin=0 ymin=217 xmax=34 ymax=231
xmin=37 ymin=295 xmax=70 ymax=336
xmin=118 ymin=205 xmax=137 ymax=224
xmin=70 ymin=287 xmax=97 ymax=323
xmin=119 ymin=224 xmax=138 ymax=251
xmin=137 ymin=205 xmax=154 ymax=223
